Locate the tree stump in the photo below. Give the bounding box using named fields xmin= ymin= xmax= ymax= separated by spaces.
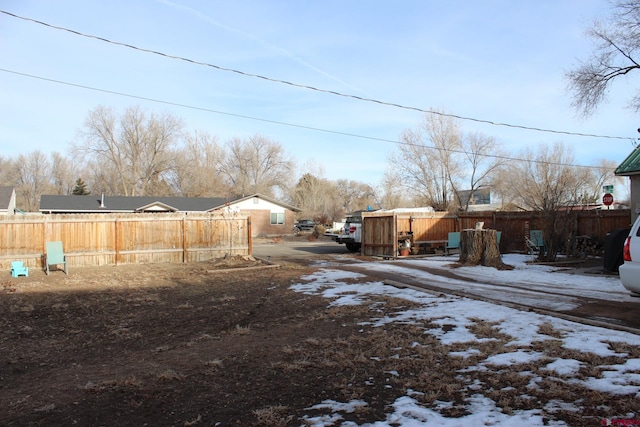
xmin=459 ymin=229 xmax=509 ymax=269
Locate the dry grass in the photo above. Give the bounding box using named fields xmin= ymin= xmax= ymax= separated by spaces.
xmin=264 ymin=309 xmax=640 ymax=425
xmin=2 ymin=260 xmax=640 ymax=426
xmin=203 ymin=359 xmax=225 ymax=376
xmin=608 ymin=340 xmax=640 ymax=357
xmin=538 ymin=321 xmax=565 ymax=338
xmin=156 ymin=369 xmax=184 ymax=381
xmin=468 ymin=317 xmax=510 ymax=340
xmin=253 ymin=405 xmax=293 ymax=426
xmin=233 ymin=324 xmax=252 ymax=335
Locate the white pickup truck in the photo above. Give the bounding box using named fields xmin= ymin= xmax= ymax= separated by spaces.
xmin=325 ymin=212 xmax=363 ymax=252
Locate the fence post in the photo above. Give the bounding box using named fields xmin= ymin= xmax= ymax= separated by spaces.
xmin=393 ymin=212 xmax=398 ymax=257
xmin=114 ymin=217 xmax=119 ymax=266
xmin=247 ymin=216 xmax=252 ymax=256
xmin=182 ymin=215 xmax=187 ymax=263
xmin=41 ymin=215 xmax=48 ymax=269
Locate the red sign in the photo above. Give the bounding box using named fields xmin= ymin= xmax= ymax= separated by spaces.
xmin=603 ymin=193 xmax=614 ymax=206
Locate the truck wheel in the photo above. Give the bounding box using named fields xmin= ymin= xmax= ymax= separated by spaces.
xmin=293 ymin=226 xmax=301 ymax=235
xmin=346 ymin=243 xmax=361 ymax=252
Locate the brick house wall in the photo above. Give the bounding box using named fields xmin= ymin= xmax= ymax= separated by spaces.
xmin=219 ymin=195 xmax=299 ymax=237
xmin=241 ymin=209 xmax=296 ymax=237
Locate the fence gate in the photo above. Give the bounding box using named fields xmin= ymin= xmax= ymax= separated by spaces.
xmin=362 ymin=213 xmax=396 ymax=257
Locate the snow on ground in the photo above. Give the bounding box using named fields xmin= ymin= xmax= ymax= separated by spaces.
xmin=291 ymin=255 xmax=640 ymax=426
xmin=348 ymin=253 xmax=635 ymax=311
xmin=420 ymin=254 xmax=632 ymax=302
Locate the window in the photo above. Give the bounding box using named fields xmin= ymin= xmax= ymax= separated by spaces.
xmin=270 ymin=212 xmax=285 ymax=225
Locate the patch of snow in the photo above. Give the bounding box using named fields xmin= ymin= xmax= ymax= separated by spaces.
xmin=543 ymin=359 xmax=584 ymax=376
xmin=482 ymin=350 xmax=544 ymax=366
xmin=289 ymin=256 xmax=640 ymax=426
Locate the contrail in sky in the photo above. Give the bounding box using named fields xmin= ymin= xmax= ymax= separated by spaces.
xmin=157 ymin=0 xmax=369 ymax=96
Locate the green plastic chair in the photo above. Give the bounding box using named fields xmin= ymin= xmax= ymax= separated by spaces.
xmin=11 ymin=261 xmax=28 ymax=277
xmin=445 ymin=232 xmax=461 ymax=255
xmin=527 ymin=230 xmax=545 ymax=254
xmin=45 ymin=241 xmax=68 ymax=275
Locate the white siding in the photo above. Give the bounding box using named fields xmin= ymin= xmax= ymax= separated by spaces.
xmin=231 ymin=196 xmax=285 ymax=213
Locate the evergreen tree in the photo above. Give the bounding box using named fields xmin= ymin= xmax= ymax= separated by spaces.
xmin=72 ymin=178 xmax=90 ymax=195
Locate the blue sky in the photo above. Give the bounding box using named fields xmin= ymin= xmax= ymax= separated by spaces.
xmin=1 ymin=0 xmax=637 ymax=186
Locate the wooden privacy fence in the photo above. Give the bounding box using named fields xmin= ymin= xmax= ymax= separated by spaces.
xmin=457 ymin=210 xmax=632 ymax=253
xmin=361 ymin=209 xmax=632 ymax=257
xmin=0 ymin=213 xmax=251 ymax=270
xmin=362 ymin=211 xmax=456 ymax=257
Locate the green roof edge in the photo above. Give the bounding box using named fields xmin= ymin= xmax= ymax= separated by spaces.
xmin=615 ymin=146 xmax=640 ymax=176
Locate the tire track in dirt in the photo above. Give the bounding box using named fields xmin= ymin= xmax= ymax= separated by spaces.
xmin=335 ymin=261 xmax=640 ymax=335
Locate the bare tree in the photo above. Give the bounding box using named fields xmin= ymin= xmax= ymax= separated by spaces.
xmin=508 ymin=143 xmax=590 ymax=261
xmin=219 ymin=135 xmax=294 ymax=198
xmin=289 ymin=162 xmax=337 ymax=222
xmin=453 ymin=132 xmax=507 ymax=211
xmin=389 ymin=112 xmax=462 ymax=210
xmin=50 ymin=152 xmax=76 ymax=195
xmin=333 ymin=179 xmax=376 ymax=214
xmin=491 ymin=171 xmax=526 ymax=210
xmin=168 ymin=131 xmax=228 ymax=197
xmin=291 ymin=175 xmax=331 ymax=222
xmin=571 ymin=158 xmax=621 ymax=204
xmin=375 ymin=169 xmax=412 ymax=210
xmin=74 ymin=106 xmax=183 ymax=196
xmin=0 ymin=155 xmax=19 ymax=188
xmin=2 ymin=151 xmax=80 ymax=209
xmin=85 ymin=160 xmax=122 ymax=196
xmin=566 ymin=0 xmax=640 ymax=116
xmin=14 ymin=150 xmax=53 ymax=211
xmin=390 ymin=113 xmax=504 ymax=211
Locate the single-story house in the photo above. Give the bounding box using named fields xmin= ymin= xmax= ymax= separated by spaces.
xmin=39 ymin=193 xmax=301 ymax=236
xmin=455 ymin=187 xmax=504 ymax=211
xmin=221 ymin=194 xmax=301 ymax=236
xmin=0 ymin=186 xmax=16 ymax=215
xmin=615 ymin=146 xmax=640 ymax=223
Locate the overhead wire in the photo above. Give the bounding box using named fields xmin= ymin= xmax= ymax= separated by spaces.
xmin=0 ymin=8 xmax=635 ymax=144
xmin=0 ymin=68 xmax=615 ymax=170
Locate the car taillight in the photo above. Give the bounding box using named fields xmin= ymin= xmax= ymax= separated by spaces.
xmin=623 ymin=236 xmax=632 ymax=262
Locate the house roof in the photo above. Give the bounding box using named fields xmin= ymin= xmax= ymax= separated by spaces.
xmin=39 ymin=193 xmax=301 ymax=213
xmin=615 ymin=146 xmax=640 ymax=176
xmin=0 ymin=186 xmax=15 ymax=211
xmin=40 ymin=195 xmax=229 ymax=213
xmin=231 ymin=193 xmax=301 ymax=212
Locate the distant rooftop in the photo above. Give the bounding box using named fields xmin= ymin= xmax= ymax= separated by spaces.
xmin=39 ymin=193 xmax=301 ymax=214
xmin=40 ymin=195 xmax=229 ymax=213
xmin=0 ymin=186 xmax=15 ymax=211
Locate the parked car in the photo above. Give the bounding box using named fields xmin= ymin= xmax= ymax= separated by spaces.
xmin=293 ymin=219 xmax=316 ymax=234
xmin=620 ymin=215 xmax=640 ymax=295
xmin=328 ymin=212 xmax=363 ymax=252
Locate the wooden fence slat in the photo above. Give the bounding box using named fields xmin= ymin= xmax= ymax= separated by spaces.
xmin=0 ymin=213 xmax=250 ymax=270
xmin=360 ymin=209 xmax=631 ymax=257
xmin=0 ymin=210 xmax=631 ymax=268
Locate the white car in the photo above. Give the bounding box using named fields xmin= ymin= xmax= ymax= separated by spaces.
xmin=620 ymin=215 xmax=640 ymax=295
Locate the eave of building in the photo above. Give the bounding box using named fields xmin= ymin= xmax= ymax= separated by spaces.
xmin=615 ymin=146 xmax=640 ymax=176
xmin=135 ymin=202 xmax=178 ymax=212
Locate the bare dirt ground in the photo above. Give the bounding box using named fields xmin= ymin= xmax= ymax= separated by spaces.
xmin=1 ymin=252 xmax=638 ymax=426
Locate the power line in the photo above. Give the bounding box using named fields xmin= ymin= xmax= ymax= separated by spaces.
xmin=0 ymin=67 xmax=614 ymax=170
xmin=0 ymin=8 xmax=635 ymax=143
